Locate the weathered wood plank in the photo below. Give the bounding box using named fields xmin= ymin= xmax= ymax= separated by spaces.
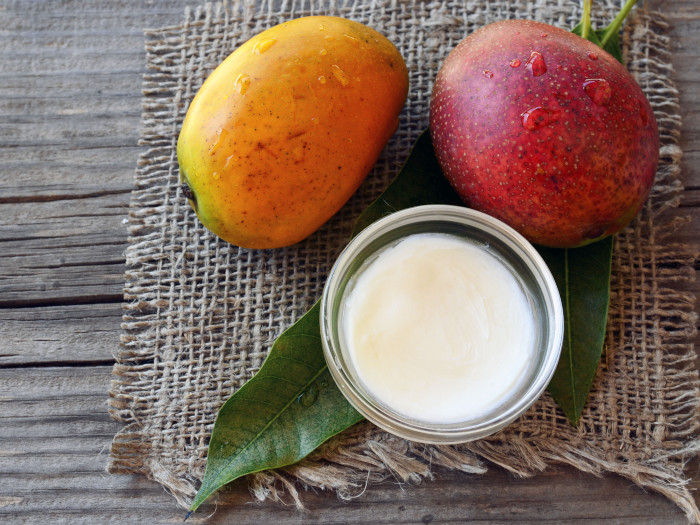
xmin=0 ymin=303 xmax=121 ymax=366
xmin=0 ymin=195 xmax=128 ymax=305
xmin=0 ymin=0 xmax=192 ymax=34
xmin=0 ymin=367 xmax=693 ymax=524
xmin=0 ymin=470 xmax=690 ymax=525
xmin=0 ymin=184 xmax=134 ymax=203
xmin=0 ymin=119 xmax=143 ymax=146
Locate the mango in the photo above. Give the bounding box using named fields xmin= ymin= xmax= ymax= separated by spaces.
xmin=177 ymin=16 xmax=408 ymax=249
xmin=430 ymin=20 xmax=659 ymax=248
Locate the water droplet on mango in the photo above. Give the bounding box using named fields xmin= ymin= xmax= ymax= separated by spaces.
xmin=234 ymin=73 xmax=251 ymax=95
xmin=223 ymin=154 xmax=236 ymax=170
xmin=583 ymin=78 xmax=612 ymax=106
xmin=483 ymin=70 xmax=494 ymax=78
xmin=318 ymin=75 xmax=327 ymax=84
xmin=252 ymin=38 xmax=277 ymax=55
xmin=331 ymin=65 xmax=349 ymax=87
xmin=212 ymin=171 xmax=220 ymax=180
xmin=319 ymin=48 xmax=328 ymax=56
xmin=526 ymin=51 xmax=547 ymax=77
xmin=521 ymin=106 xmax=561 ymax=130
xmin=208 ymin=128 xmax=229 ymax=154
xmin=587 ymin=51 xmax=598 ymax=60
xmin=343 ymin=34 xmax=360 ymax=45
xmin=509 ymin=59 xmax=521 ymax=68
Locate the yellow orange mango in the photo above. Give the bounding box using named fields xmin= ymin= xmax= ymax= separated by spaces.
xmin=177 ymin=16 xmax=409 ymax=249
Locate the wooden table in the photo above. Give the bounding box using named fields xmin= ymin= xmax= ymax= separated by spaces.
xmin=1 ymin=1 xmax=698 ymax=523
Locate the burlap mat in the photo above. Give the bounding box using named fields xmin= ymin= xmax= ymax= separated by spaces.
xmin=108 ymin=0 xmax=700 ymax=520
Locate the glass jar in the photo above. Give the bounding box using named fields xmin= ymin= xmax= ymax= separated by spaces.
xmin=320 ymin=205 xmax=563 ymax=444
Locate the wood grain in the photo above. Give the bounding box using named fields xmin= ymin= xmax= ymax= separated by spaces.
xmin=1 ymin=0 xmax=698 ymax=523
xmin=0 ymin=304 xmax=121 ymax=365
xmin=0 ymin=367 xmax=690 ymax=524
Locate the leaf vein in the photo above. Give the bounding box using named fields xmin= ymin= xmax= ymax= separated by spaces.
xmin=564 ymin=248 xmax=577 ymax=414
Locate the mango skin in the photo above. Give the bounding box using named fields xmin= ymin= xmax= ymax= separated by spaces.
xmin=430 ymin=20 xmax=659 ymax=248
xmin=177 ymin=16 xmax=408 ymax=249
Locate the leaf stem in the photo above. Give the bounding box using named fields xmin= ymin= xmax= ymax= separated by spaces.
xmin=599 ymin=0 xmax=639 ymax=48
xmin=580 ymin=0 xmax=593 ymax=40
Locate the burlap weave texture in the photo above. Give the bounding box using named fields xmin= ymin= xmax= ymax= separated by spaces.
xmin=108 ymin=0 xmax=700 ymax=520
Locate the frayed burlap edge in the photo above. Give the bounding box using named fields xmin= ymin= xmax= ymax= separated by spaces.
xmin=108 ymin=1 xmax=700 ymax=521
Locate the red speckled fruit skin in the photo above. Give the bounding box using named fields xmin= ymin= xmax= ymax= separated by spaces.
xmin=429 ymin=19 xmax=659 ymax=248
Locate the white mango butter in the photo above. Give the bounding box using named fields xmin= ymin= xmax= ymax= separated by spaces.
xmin=340 ymin=233 xmax=536 ymax=423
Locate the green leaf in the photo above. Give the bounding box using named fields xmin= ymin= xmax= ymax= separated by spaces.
xmin=188 ymin=303 xmax=363 ymax=513
xmin=571 ymin=23 xmax=604 ymax=47
xmin=352 ymin=129 xmax=462 ymax=237
xmin=538 ymin=238 xmax=613 ymax=426
xmin=596 ymin=26 xmax=623 ymax=64
xmin=189 ymin=130 xmax=455 ymax=513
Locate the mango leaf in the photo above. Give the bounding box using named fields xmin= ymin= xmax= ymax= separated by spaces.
xmin=596 ymin=26 xmax=622 ymax=64
xmin=537 ymin=239 xmax=613 ymax=426
xmin=191 ymin=0 xmax=649 ymax=501
xmin=190 ymin=126 xmax=617 ymax=514
xmin=188 ymin=129 xmax=457 ymax=514
xmin=187 ymin=303 xmax=363 ymax=514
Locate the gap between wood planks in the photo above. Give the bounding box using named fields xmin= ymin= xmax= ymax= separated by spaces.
xmin=0 ymin=189 xmax=131 ymax=205
xmin=0 ymin=359 xmax=117 ymax=370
